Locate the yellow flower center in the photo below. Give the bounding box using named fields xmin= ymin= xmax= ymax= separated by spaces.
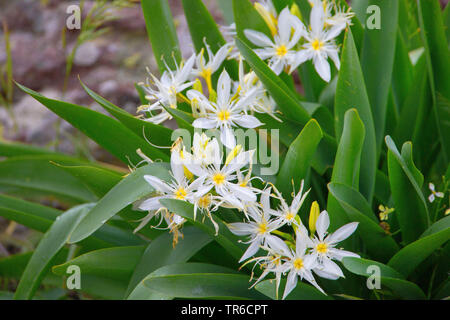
xmin=276 ymin=45 xmax=288 ymax=57
xmin=212 ymin=173 xmax=225 ymax=185
xmin=198 ymin=194 xmax=211 ymax=208
xmin=217 ymin=110 xmax=230 ymax=121
xmin=316 ymin=242 xmax=328 ymax=254
xmin=174 ymin=187 xmax=187 ymax=200
xmin=312 ymin=39 xmax=324 ymax=51
xmin=293 ymin=258 xmax=304 ymax=270
xmin=285 ymin=211 xmax=295 ymax=221
xmin=257 ymin=223 xmax=268 ymax=235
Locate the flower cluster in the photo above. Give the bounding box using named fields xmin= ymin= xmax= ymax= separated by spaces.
xmin=243 ymin=0 xmax=353 ymax=81
xmin=136 ymin=133 xmax=359 ymax=298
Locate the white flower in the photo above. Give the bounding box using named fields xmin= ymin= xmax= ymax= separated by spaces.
xmin=244 ymin=8 xmax=305 ymax=75
xmin=278 ymin=230 xmax=323 ymax=299
xmin=428 ymin=182 xmax=444 ymax=203
xmin=306 ymin=210 xmax=359 ymax=280
xmin=184 ymin=132 xmax=221 ymax=167
xmin=139 ymin=54 xmax=196 ymax=124
xmin=189 ymin=70 xmax=263 ymax=149
xmin=192 ymin=40 xmax=231 ymax=92
xmin=138 ymin=150 xmax=209 ymax=212
xmin=254 ymin=0 xmax=279 ymax=37
xmin=290 ymin=3 xmax=342 ymax=82
xmin=271 ymin=181 xmax=310 ymax=226
xmin=228 ymin=204 xmax=284 ymax=262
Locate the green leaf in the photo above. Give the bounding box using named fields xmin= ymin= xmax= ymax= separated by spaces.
xmin=126 ymin=226 xmax=212 ymax=299
xmin=335 ymin=29 xmax=377 ymax=202
xmin=160 ymin=199 xmax=246 ymax=261
xmin=14 ymin=203 xmax=92 ymax=300
xmin=360 ymin=0 xmax=398 ymax=153
xmin=0 ymin=195 xmax=145 ymax=247
xmin=327 ymin=109 xmax=365 ymax=231
xmin=141 ymin=0 xmax=181 ymax=73
xmin=0 ymin=141 xmax=58 ymax=158
xmin=342 ymin=257 xmax=426 ymax=300
xmin=328 ymin=183 xmax=399 ymax=262
xmin=215 ymin=0 xmax=234 ymax=24
xmin=16 ymin=83 xmax=169 ymax=164
xmin=67 ymin=163 xmax=171 ymax=244
xmin=235 ymin=38 xmax=310 ymax=126
xmin=182 ymin=0 xmax=238 ymax=78
xmin=388 ymin=221 xmax=450 ymax=278
xmin=55 ymin=164 xmax=122 ymax=198
xmin=418 ymin=0 xmax=450 ymax=162
xmin=391 ymin=31 xmax=413 ymax=111
xmin=81 ymin=81 xmax=173 ymax=148
xmin=386 ymin=136 xmax=429 ymax=244
xmin=142 ymin=263 xmax=267 ymax=299
xmin=255 ymin=279 xmax=331 ymax=300
xmin=52 ymin=246 xmax=145 ymax=281
xmin=276 ymin=119 xmax=323 ymax=199
xmin=0 ymin=155 xmax=97 ymax=203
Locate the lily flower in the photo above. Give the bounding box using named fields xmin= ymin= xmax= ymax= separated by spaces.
xmin=189 ymin=70 xmax=263 ymax=149
xmin=244 ymin=8 xmax=305 ymax=75
xmin=307 ymin=210 xmax=360 ymax=280
xmin=290 ymin=2 xmax=342 ymax=82
xmin=271 ymin=181 xmax=310 ymax=227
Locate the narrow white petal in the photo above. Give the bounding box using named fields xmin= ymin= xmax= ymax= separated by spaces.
xmin=239 ymin=239 xmax=262 ymax=262
xmin=328 ymin=222 xmax=359 ymax=244
xmin=316 ymin=210 xmax=330 ymax=241
xmin=313 ymin=54 xmax=331 ymax=82
xmin=244 ymin=29 xmax=274 ymax=47
xmin=192 ymin=117 xmax=217 ymax=129
xmin=282 ymin=270 xmax=298 ymax=299
xmin=220 ymin=126 xmax=236 ymax=149
xmin=233 ymin=115 xmax=263 ymax=128
xmin=144 ymin=175 xmax=172 ymax=193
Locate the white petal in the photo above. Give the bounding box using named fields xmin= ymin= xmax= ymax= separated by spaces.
xmin=316 ymin=210 xmax=330 ymax=241
xmin=277 ymin=8 xmax=293 ymax=43
xmin=429 ymin=182 xmax=435 ymax=191
xmin=227 ymin=222 xmax=254 ymax=236
xmin=138 ymin=196 xmax=164 ymax=211
xmin=282 ymin=269 xmax=298 ymax=300
xmin=192 ymin=117 xmax=217 ymax=129
xmin=313 ymin=54 xmax=331 ymax=82
xmin=170 ymin=151 xmax=184 ymax=183
xmin=239 ymin=239 xmax=262 ymax=262
xmin=290 ymin=49 xmax=313 ymax=70
xmin=328 ymin=248 xmax=360 ymax=261
xmin=233 ymin=115 xmax=263 ymax=128
xmin=228 ymin=183 xmax=257 ymax=202
xmin=428 ymin=193 xmax=435 ymax=203
xmin=310 ymin=3 xmax=325 ymax=34
xmin=244 ymin=29 xmax=274 ymax=48
xmin=321 ymin=258 xmax=345 ymax=278
xmin=328 ymin=222 xmax=359 ymax=244
xmin=217 ymin=70 xmax=231 ymax=107
xmin=144 ymin=175 xmax=172 ymax=193
xmin=220 ymin=126 xmax=236 ymax=149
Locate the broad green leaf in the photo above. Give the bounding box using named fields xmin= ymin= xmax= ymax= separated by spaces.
xmin=421 ymin=215 xmax=450 ymax=238
xmin=75 ymin=275 xmax=128 ymax=300
xmin=386 ymin=136 xmax=429 ymax=244
xmin=361 ymin=0 xmax=398 ymax=153
xmin=142 ymin=263 xmax=267 ymax=299
xmin=141 ymin=0 xmax=181 ymax=73
xmin=328 ymin=183 xmax=399 ymax=262
xmin=68 ymin=163 xmax=170 ymax=244
xmin=327 ymin=109 xmax=365 ymax=230
xmin=81 ymin=81 xmax=173 ymax=148
xmin=418 ymin=0 xmax=450 ymax=162
xmin=14 ymin=204 xmax=92 ymax=299
xmin=233 ymin=0 xmax=271 ymax=48
xmin=0 ymin=141 xmax=57 ymax=157
xmin=126 ymin=226 xmax=212 ymax=299
xmin=16 ymin=83 xmax=169 ymax=164
xmin=235 ymin=38 xmax=310 ymax=126
xmin=215 ymin=0 xmax=234 ymax=24
xmin=0 ymin=194 xmax=144 ymax=247
xmin=276 ymin=119 xmax=323 ymax=199
xmin=335 ymin=29 xmax=377 ymax=202
xmin=163 ymin=105 xmax=195 ymax=134
xmin=388 ymin=221 xmax=450 ymax=278
xmin=392 ymin=31 xmax=413 ymax=111
xmin=52 ymin=246 xmax=145 ymax=281
xmin=182 ymin=0 xmax=238 ymax=79
xmin=0 ymin=155 xmax=96 ymax=203
xmin=255 ymin=279 xmax=331 ymax=300
xmin=272 ymin=0 xmax=293 ymax=13
xmin=160 ymin=199 xmax=246 ymax=261
xmin=342 ymin=257 xmax=426 ymax=300
xmin=55 ymin=164 xmax=122 ymax=198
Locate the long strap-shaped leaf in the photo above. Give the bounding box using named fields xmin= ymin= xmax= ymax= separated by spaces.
xmin=386 ymin=136 xmax=429 ymax=244
xmin=142 ymin=0 xmax=181 ymax=73
xmin=68 ymin=163 xmax=171 ymax=244
xmin=142 ymin=263 xmax=267 ymax=299
xmin=335 ymin=29 xmax=377 ymax=203
xmin=126 ymin=226 xmax=212 ymax=299
xmin=16 ymin=83 xmax=169 ymax=164
xmin=342 ymin=257 xmax=426 ymax=300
